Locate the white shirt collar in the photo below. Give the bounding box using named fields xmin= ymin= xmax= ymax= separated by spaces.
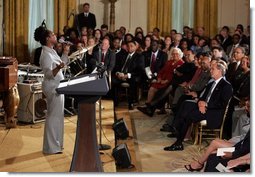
xmin=152 ymin=50 xmax=159 ymax=58
xmin=128 ymin=52 xmax=135 ymax=58
xmin=212 ymin=77 xmax=223 ymax=90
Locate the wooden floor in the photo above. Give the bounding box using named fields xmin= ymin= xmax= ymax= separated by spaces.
xmin=0 ymin=99 xmax=139 ymax=172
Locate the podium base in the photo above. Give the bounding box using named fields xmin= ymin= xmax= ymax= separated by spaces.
xmin=99 ymin=144 xmax=111 ymax=150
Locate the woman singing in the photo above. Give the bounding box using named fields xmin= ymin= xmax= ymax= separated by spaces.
xmin=34 ymin=25 xmax=69 ymax=154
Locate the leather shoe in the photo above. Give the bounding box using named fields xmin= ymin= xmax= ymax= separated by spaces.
xmin=167 ymin=133 xmax=177 ymax=138
xmin=137 ymin=106 xmax=154 ymax=117
xmin=157 ymin=109 xmax=167 ymax=115
xmin=160 ymin=124 xmax=172 ymax=132
xmin=164 ymin=143 xmax=183 ymax=151
xmin=128 ymin=103 xmax=134 ymax=110
xmin=160 ymin=124 xmax=176 ymax=133
xmin=160 ymin=127 xmax=171 ymax=132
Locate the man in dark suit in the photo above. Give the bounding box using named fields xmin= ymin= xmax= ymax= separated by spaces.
xmin=220 ymin=26 xmax=233 ymax=52
xmin=226 ymin=34 xmax=241 ymax=59
xmin=92 ymin=38 xmax=116 ymax=73
xmin=143 ymin=40 xmax=167 ymax=81
xmin=77 ymin=3 xmax=96 ymax=31
xmin=164 ymin=60 xmax=233 ymax=151
xmin=111 ymin=37 xmax=128 ymax=76
xmin=33 ymin=47 xmax=42 ymax=66
xmin=112 ymin=40 xmax=145 ymax=109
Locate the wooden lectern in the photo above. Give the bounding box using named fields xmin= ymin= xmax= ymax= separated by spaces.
xmin=56 ymin=74 xmax=109 ymax=172
xmin=0 ymin=57 xmax=19 ymax=128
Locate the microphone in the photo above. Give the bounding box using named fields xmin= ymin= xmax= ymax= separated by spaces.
xmin=90 ymin=59 xmax=106 ymax=78
xmin=58 ymin=38 xmax=73 ymax=45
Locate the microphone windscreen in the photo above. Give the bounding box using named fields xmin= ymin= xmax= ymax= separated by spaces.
xmin=58 ymin=38 xmax=73 ymax=45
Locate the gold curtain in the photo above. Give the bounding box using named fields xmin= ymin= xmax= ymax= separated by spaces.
xmin=194 ymin=0 xmax=218 ymax=38
xmin=4 ymin=0 xmax=29 ymax=63
xmin=54 ymin=0 xmax=76 ymax=36
xmin=148 ymin=0 xmax=172 ymax=36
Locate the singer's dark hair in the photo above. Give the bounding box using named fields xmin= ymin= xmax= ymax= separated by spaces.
xmin=34 ymin=22 xmax=50 ymax=46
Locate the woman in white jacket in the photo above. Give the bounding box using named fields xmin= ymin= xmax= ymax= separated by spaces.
xmin=34 ymin=25 xmax=69 ymax=154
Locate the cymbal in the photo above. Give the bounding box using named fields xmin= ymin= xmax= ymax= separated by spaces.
xmin=18 ymin=63 xmax=41 ymax=70
xmin=68 ymin=45 xmax=95 ymax=59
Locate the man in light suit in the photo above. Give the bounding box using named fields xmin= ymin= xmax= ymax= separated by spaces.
xmin=164 ymin=60 xmax=233 ymax=151
xmin=77 ymin=3 xmax=96 ymax=31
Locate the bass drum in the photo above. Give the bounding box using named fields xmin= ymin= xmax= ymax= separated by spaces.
xmin=68 ymin=59 xmax=86 ymax=77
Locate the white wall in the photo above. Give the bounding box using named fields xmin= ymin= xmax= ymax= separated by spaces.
xmin=76 ymin=0 xmax=147 ymax=34
xmin=218 ymin=0 xmax=250 ymax=34
xmin=76 ymin=0 xmax=249 ymax=36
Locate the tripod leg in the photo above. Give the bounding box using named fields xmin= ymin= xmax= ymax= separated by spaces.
xmin=64 ymin=108 xmax=74 ymax=116
xmin=96 ymin=101 xmax=104 ymax=110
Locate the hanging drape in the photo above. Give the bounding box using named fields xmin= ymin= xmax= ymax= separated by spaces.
xmin=28 ymin=0 xmax=54 ymax=57
xmin=148 ymin=0 xmax=172 ymax=36
xmin=171 ymin=0 xmax=194 ymax=33
xmin=54 ymin=0 xmax=76 ymax=36
xmin=3 ymin=0 xmax=29 ymax=63
xmin=194 ymin=0 xmax=218 ymax=38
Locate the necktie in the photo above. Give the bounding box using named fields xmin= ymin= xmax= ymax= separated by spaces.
xmin=85 ymin=13 xmax=88 ymax=17
xmin=151 ymin=53 xmax=156 ymax=73
xmin=205 ymin=81 xmax=216 ymax=102
xmin=101 ymin=52 xmax=105 ymax=63
xmin=122 ymin=55 xmax=131 ymax=73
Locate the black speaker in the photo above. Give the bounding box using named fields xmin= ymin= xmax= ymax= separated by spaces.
xmin=112 ymin=118 xmax=129 ymax=139
xmin=112 ymin=143 xmax=131 ymax=168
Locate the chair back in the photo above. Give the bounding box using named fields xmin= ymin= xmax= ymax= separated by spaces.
xmin=194 ymin=97 xmax=232 ymax=150
xmin=219 ymin=98 xmax=232 ymax=138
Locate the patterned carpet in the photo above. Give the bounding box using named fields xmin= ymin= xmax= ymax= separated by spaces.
xmin=130 ymin=109 xmax=205 ymax=172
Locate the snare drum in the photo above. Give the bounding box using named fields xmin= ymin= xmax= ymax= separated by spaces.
xmin=68 ymin=59 xmax=86 ymax=76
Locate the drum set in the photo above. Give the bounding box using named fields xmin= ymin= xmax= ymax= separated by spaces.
xmin=65 ymin=46 xmax=94 ymax=78
xmin=18 ymin=64 xmax=44 ymax=83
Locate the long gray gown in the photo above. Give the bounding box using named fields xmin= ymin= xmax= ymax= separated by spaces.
xmin=40 ymin=46 xmax=67 ymax=154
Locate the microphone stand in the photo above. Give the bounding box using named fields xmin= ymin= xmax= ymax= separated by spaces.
xmin=98 ymin=98 xmax=111 ymax=151
xmin=97 ymin=70 xmax=111 ymax=151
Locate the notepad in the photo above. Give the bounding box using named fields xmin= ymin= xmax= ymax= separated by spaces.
xmin=215 ymin=163 xmax=231 ymax=172
xmin=145 ymin=67 xmax=152 ymax=79
xmin=58 ymin=75 xmax=97 ymax=88
xmin=216 ymin=147 xmax=235 ymax=156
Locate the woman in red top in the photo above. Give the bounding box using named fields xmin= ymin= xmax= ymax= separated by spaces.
xmin=146 ymin=47 xmax=184 ymax=104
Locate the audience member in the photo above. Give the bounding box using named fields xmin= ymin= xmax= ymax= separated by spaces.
xmin=112 ymin=40 xmax=145 ymax=110
xmin=137 ymin=47 xmax=184 ymax=116
xmin=184 ymin=98 xmax=250 ymax=171
xmin=164 ymin=60 xmax=232 ymax=151
xmin=91 ymin=38 xmax=116 ymax=73
xmin=77 ymin=3 xmax=96 ymax=31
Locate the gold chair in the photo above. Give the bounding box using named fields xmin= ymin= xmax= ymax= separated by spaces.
xmin=193 ymin=99 xmax=231 ymax=151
